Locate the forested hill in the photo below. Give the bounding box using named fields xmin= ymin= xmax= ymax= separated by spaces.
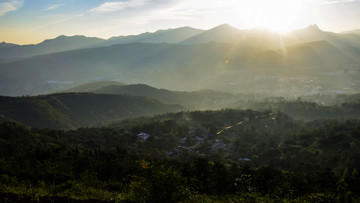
xmin=63 ymin=82 xmax=360 ymax=119
xmin=0 ymin=93 xmax=183 ymax=129
xmin=67 ymin=82 xmax=244 ymax=110
xmin=0 ymin=109 xmax=359 ymax=202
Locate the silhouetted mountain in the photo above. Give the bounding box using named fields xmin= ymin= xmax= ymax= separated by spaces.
xmin=1 ymin=39 xmax=359 ymax=96
xmin=1 ymin=24 xmax=360 ymax=96
xmin=286 ymin=40 xmax=355 ymax=66
xmin=0 ymin=93 xmax=183 ymax=129
xmin=0 ymin=35 xmax=105 ymax=59
xmin=0 ymin=27 xmax=203 ymax=59
xmin=0 ymin=42 xmax=19 ymax=48
xmin=1 ymin=24 xmax=360 ymax=60
xmin=63 ymin=82 xmax=246 ymax=110
xmin=183 ymin=25 xmax=293 ymax=50
xmin=182 ymin=24 xmax=242 ymax=44
xmin=342 ymin=29 xmax=360 ymax=35
xmin=105 ymin=27 xmax=204 ymax=45
xmin=287 ymin=24 xmax=360 ymax=48
xmin=287 ymin=25 xmax=329 ymax=43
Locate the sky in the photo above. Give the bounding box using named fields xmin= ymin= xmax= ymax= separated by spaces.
xmin=1 ymin=0 xmax=360 ymax=44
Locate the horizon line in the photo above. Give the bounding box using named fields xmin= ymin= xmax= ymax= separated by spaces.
xmin=2 ymin=23 xmax=359 ymax=45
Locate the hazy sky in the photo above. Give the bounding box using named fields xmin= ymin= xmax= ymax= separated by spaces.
xmin=1 ymin=0 xmax=360 ymax=44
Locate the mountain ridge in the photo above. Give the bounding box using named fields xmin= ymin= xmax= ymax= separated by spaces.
xmin=1 ymin=24 xmax=360 ymax=59
xmin=0 ymin=93 xmax=184 ymax=129
xmin=1 ymin=40 xmax=359 ymax=96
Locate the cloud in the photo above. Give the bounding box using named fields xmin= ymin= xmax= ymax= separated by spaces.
xmin=44 ymin=4 xmax=64 ymax=11
xmin=90 ymin=0 xmax=148 ymax=13
xmin=0 ymin=0 xmax=22 ymax=16
xmin=320 ymin=0 xmax=360 ymax=4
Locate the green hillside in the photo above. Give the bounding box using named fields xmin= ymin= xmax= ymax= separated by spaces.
xmin=62 ymin=82 xmax=360 ymax=120
xmin=92 ymin=84 xmax=245 ymax=110
xmin=0 ymin=93 xmax=183 ymax=129
xmin=62 ymin=81 xmax=126 ymax=93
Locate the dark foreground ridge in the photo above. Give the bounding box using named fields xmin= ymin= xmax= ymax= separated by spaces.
xmin=0 ymin=191 xmax=116 ymax=203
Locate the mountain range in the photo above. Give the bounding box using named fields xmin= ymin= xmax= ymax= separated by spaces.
xmin=0 ymin=24 xmax=360 ymax=96
xmin=0 ymin=35 xmax=104 ymax=59
xmin=2 ymin=24 xmax=360 ymax=59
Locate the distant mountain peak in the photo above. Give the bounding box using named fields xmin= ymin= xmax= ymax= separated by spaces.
xmin=289 ymin=24 xmax=325 ymax=37
xmin=210 ymin=24 xmax=239 ymax=31
xmin=216 ymin=23 xmax=232 ymax=28
xmin=54 ymin=35 xmax=89 ymax=39
xmin=56 ymin=35 xmax=67 ymax=38
xmin=153 ymin=26 xmax=203 ymax=34
xmin=305 ymin=24 xmax=322 ymax=32
xmin=0 ymin=41 xmax=18 ymax=48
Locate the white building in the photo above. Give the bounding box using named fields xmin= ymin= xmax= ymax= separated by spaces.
xmin=138 ymin=133 xmax=150 ymax=142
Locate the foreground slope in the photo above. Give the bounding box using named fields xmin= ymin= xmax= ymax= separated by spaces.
xmin=0 ymin=109 xmax=359 ymax=202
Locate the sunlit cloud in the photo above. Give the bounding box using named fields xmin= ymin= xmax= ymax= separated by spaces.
xmin=0 ymin=0 xmax=22 ymax=17
xmin=320 ymin=0 xmax=360 ymax=4
xmin=44 ymin=4 xmax=64 ymax=11
xmin=90 ymin=0 xmax=148 ymax=13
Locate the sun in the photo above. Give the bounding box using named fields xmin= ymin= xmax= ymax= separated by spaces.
xmin=232 ymin=0 xmax=309 ymax=32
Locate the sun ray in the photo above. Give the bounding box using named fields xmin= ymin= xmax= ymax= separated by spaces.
xmin=231 ymin=0 xmax=310 ymax=33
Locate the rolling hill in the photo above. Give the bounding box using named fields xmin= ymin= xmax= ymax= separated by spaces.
xmin=0 ymin=93 xmax=183 ymax=129
xmin=62 ymin=81 xmax=126 ymax=93
xmin=64 ymin=82 xmax=251 ymax=110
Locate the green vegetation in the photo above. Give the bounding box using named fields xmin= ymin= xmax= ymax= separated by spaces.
xmin=0 ymin=93 xmax=183 ymax=129
xmin=0 ymin=109 xmax=359 ymax=202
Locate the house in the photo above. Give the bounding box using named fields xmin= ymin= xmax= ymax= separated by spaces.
xmin=138 ymin=133 xmax=150 ymax=142
xmin=238 ymin=158 xmax=251 ymax=162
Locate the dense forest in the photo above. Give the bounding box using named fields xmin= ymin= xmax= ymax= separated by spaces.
xmin=1 ymin=109 xmax=359 ymax=202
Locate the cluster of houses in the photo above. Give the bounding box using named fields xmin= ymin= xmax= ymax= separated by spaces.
xmin=136 ymin=124 xmax=251 ymax=162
